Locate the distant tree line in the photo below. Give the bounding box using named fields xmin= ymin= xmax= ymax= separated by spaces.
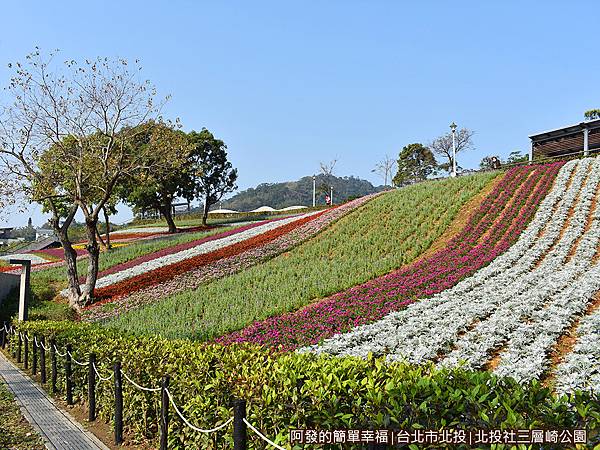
xmin=222 ymin=174 xmax=383 ymax=211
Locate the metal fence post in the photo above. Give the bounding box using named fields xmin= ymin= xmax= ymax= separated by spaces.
xmin=88 ymin=353 xmax=96 ymax=422
xmin=32 ymin=335 xmax=37 ymax=375
xmin=114 ymin=361 xmax=123 ymax=445
xmin=233 ymin=399 xmax=247 ymax=450
xmin=50 ymin=339 xmax=57 ymax=394
xmin=23 ymin=334 xmax=29 ymax=370
xmin=160 ymin=375 xmax=170 ymax=450
xmin=40 ymin=336 xmax=46 ymax=384
xmin=65 ymin=344 xmax=73 ymax=405
xmin=16 ymin=333 xmax=21 ymax=363
xmin=1 ymin=322 xmax=5 ymax=349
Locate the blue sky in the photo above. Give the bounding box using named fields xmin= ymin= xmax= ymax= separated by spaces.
xmin=1 ymin=1 xmax=599 ymax=226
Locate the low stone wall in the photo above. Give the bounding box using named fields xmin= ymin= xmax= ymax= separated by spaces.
xmin=0 ymin=273 xmax=19 ymax=305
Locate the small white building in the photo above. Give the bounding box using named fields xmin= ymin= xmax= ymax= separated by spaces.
xmin=35 ymin=228 xmax=55 ymax=241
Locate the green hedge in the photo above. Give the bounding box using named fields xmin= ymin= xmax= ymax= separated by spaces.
xmin=6 ymin=321 xmax=600 ymax=449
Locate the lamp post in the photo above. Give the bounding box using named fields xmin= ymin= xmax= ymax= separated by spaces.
xmin=330 ymin=186 xmax=333 ymax=205
xmin=450 ymin=122 xmax=457 ymax=177
xmin=312 ymin=175 xmax=316 ymax=207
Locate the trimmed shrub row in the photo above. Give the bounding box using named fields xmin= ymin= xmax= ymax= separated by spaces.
xmin=6 ymin=321 xmax=600 ymax=449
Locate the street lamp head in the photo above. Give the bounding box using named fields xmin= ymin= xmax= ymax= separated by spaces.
xmin=450 ymin=122 xmax=457 ymax=132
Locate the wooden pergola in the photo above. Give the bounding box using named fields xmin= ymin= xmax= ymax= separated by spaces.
xmin=529 ymin=118 xmax=600 ymax=161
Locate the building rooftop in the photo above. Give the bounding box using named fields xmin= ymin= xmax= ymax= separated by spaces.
xmin=529 ymin=118 xmax=600 ymax=140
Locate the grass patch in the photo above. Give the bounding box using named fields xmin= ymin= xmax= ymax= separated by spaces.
xmin=0 ymin=379 xmax=45 ymax=449
xmin=107 ymin=172 xmax=498 ymax=340
xmin=0 ymin=278 xmax=74 ymax=323
xmin=132 ymin=210 xmax=318 ymax=228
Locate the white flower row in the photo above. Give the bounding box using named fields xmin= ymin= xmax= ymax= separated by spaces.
xmin=554 ymin=305 xmax=600 ymax=394
xmin=301 ymin=158 xmax=582 ymax=360
xmin=305 ymin=157 xmax=600 ymax=393
xmin=88 ymin=212 xmax=322 ymax=290
xmin=444 ymin=157 xmax=600 ymax=373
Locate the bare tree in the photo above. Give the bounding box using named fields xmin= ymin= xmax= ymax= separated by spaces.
xmin=318 ymin=159 xmax=338 ymax=199
xmin=372 ymin=155 xmax=397 ymax=187
xmin=319 ymin=159 xmax=338 ymax=177
xmin=429 ymin=128 xmax=474 ymax=174
xmin=0 ymin=49 xmax=170 ymax=309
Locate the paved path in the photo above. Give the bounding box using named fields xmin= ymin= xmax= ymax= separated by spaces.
xmin=0 ymin=351 xmax=108 ymax=450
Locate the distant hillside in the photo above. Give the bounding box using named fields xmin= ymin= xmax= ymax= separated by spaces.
xmin=220 ymin=175 xmax=385 ymax=211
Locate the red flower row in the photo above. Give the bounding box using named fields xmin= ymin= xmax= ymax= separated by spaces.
xmin=91 ymin=213 xmax=327 ymax=303
xmin=92 ymin=220 xmax=287 ymax=281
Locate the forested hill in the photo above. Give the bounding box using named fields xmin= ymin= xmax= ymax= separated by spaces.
xmin=221 ymin=175 xmax=385 ymax=211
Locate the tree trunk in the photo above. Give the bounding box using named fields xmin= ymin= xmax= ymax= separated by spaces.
xmin=202 ymin=197 xmax=210 ymax=226
xmin=103 ymin=207 xmax=111 ymax=249
xmin=160 ymin=204 xmax=177 ymax=233
xmin=79 ymin=219 xmax=101 ymax=306
xmin=95 ymin=225 xmax=107 ymax=251
xmin=60 ymin=236 xmax=82 ymax=311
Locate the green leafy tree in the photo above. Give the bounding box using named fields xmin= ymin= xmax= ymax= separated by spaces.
xmin=188 ymin=129 xmax=238 ymax=225
xmin=506 ymin=150 xmax=528 ymax=165
xmin=584 ymin=109 xmax=600 ymax=121
xmin=120 ymin=120 xmax=193 ymax=233
xmin=393 ymin=143 xmax=438 ymax=187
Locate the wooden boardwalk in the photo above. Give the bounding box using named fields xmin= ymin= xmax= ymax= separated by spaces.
xmin=0 ymin=351 xmax=108 ymax=450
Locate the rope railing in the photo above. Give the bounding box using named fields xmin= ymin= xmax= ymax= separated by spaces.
xmin=243 ymin=418 xmax=286 ymax=450
xmin=0 ymin=325 xmax=287 ymax=449
xmin=38 ymin=338 xmax=50 ymax=352
xmin=92 ymin=362 xmax=113 ymax=382
xmin=53 ymin=344 xmax=67 ymax=357
xmin=166 ymin=388 xmax=233 ymax=433
xmin=67 ymin=350 xmax=88 ymax=366
xmin=121 ymin=369 xmax=161 ymax=392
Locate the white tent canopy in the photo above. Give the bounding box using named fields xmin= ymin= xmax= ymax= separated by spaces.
xmin=249 ymin=206 xmax=277 ymax=213
xmin=279 ymin=205 xmax=308 ymax=211
xmin=208 ymin=209 xmax=239 ymax=214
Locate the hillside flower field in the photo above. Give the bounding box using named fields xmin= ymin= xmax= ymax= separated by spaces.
xmin=32 ymin=225 xmax=236 ymax=285
xmin=6 ymin=160 xmax=600 ymax=448
xmin=221 ymin=162 xmax=562 ymax=349
xmin=83 ymin=193 xmax=380 ymax=320
xmin=104 ymin=172 xmax=497 ymax=340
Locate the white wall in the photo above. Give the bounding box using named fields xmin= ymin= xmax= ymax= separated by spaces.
xmin=0 ymin=273 xmax=19 ymax=305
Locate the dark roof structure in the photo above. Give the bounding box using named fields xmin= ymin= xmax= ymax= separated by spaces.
xmin=529 ymin=118 xmax=600 ymax=160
